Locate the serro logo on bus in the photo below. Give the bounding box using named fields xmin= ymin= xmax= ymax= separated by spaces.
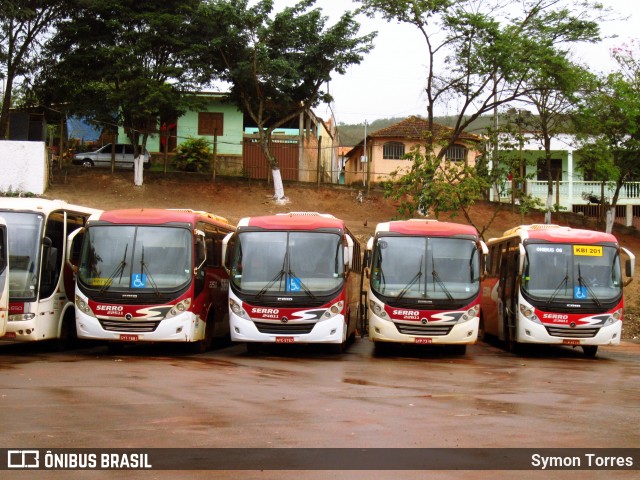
xmin=542 ymin=313 xmax=569 ymax=320
xmin=393 ymin=309 xmax=420 ymax=316
xmin=252 ymin=308 xmax=280 ymax=315
xmin=95 ymin=305 xmax=125 ymax=313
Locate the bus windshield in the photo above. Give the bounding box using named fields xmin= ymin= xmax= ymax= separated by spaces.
xmin=1 ymin=211 xmax=43 ymax=300
xmin=371 ymin=236 xmax=480 ymax=300
xmin=230 ymin=231 xmax=344 ymax=295
xmin=522 ymin=243 xmax=622 ymax=304
xmin=78 ymin=225 xmax=192 ymax=292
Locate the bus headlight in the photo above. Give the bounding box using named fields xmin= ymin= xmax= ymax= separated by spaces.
xmin=166 ymin=298 xmax=192 ymax=319
xmin=322 ymin=301 xmax=344 ymax=320
xmin=369 ymin=300 xmax=388 ymax=319
xmin=519 ymin=304 xmax=541 ymax=324
xmin=229 ymin=298 xmax=250 ymax=320
xmin=460 ymin=305 xmax=479 ymax=322
xmin=75 ymin=295 xmax=96 ymax=318
xmin=607 ymin=309 xmax=623 ymax=325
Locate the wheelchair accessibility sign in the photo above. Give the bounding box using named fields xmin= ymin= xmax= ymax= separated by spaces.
xmin=574 ymin=286 xmax=588 ymax=299
xmin=131 ymin=274 xmax=147 ymax=289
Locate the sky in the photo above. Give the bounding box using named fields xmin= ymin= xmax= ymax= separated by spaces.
xmin=289 ymin=0 xmax=640 ymax=125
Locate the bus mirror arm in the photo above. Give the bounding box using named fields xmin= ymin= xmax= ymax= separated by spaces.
xmin=65 ymin=227 xmax=85 ymax=275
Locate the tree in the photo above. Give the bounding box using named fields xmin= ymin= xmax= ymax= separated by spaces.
xmin=520 ymin=58 xmax=593 ymax=224
xmin=574 ymin=42 xmax=640 ymax=233
xmin=0 ymin=0 xmax=67 ymax=139
xmin=36 ymin=0 xmax=206 ymax=184
xmin=358 ymin=0 xmax=603 ymax=227
xmin=198 ymin=0 xmax=375 ymax=203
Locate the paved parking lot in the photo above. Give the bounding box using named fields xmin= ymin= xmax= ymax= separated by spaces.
xmin=1 ymin=338 xmax=638 ymax=479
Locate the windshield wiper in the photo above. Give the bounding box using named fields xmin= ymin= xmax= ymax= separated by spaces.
xmin=431 ymin=254 xmax=453 ymax=301
xmin=256 ymin=250 xmax=288 ymax=299
xmin=577 ymin=264 xmax=602 ymax=307
xmin=397 ymin=255 xmax=423 ymax=300
xmin=99 ymin=244 xmax=128 ymax=293
xmin=546 ymin=261 xmax=569 ymax=305
xmin=139 ymin=245 xmax=160 ymax=296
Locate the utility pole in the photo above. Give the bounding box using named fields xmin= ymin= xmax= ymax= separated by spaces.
xmin=362 ymin=120 xmax=367 ymax=188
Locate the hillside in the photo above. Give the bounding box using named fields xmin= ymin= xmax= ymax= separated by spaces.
xmin=43 ymin=168 xmax=640 ymax=340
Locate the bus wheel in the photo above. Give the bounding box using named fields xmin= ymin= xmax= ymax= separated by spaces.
xmin=582 ymin=346 xmax=598 ymax=358
xmin=50 ymin=313 xmax=77 ymax=352
xmin=373 ymin=341 xmax=390 ymax=356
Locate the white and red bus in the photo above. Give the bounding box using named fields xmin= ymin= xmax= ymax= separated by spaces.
xmin=222 ymin=212 xmax=362 ymax=352
xmin=364 ymin=219 xmax=487 ymax=354
xmin=0 ymin=198 xmax=99 ymax=348
xmin=480 ymin=224 xmax=635 ymax=357
xmin=69 ymin=209 xmax=235 ymax=353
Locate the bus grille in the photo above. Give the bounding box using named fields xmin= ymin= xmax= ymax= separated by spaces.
xmin=394 ymin=323 xmax=453 ymax=336
xmin=99 ymin=320 xmax=160 ymax=333
xmin=254 ymin=322 xmax=315 ymax=335
xmin=545 ymin=326 xmax=599 ymax=338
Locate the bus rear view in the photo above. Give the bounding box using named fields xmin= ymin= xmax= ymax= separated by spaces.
xmin=366 ymin=220 xmax=486 ymax=354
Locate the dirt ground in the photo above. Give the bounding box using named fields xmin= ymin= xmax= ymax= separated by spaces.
xmin=44 ymin=168 xmax=640 ymax=340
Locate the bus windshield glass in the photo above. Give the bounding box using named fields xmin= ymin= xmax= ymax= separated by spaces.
xmin=522 ymin=243 xmax=622 ymax=304
xmin=230 ymin=231 xmax=344 ymax=295
xmin=1 ymin=211 xmax=43 ymax=300
xmin=371 ymin=236 xmax=480 ymax=300
xmin=78 ymin=225 xmax=192 ymax=292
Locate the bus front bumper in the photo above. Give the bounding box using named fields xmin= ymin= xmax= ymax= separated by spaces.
xmin=368 ymin=314 xmax=479 ymax=345
xmin=76 ymin=312 xmax=204 ymax=343
xmin=518 ymin=318 xmax=622 ymax=346
xmin=230 ymin=313 xmax=346 ymax=344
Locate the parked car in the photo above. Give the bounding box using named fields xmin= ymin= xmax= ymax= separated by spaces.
xmin=73 ymin=144 xmax=151 ymax=169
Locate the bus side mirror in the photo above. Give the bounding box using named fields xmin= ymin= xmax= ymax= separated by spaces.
xmin=66 ymin=227 xmax=85 ymax=274
xmin=194 ymin=232 xmax=207 ymax=275
xmin=480 ymin=241 xmax=488 ymax=278
xmin=621 ymin=247 xmax=635 ymax=286
xmin=363 ymin=237 xmax=373 ymax=278
xmin=221 ymin=232 xmax=234 ymax=273
xmin=344 ymin=235 xmax=354 ymax=268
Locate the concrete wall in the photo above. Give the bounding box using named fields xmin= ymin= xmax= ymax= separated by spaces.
xmin=0 ymin=141 xmax=47 ymax=195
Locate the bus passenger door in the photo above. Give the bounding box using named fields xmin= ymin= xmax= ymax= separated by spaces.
xmin=0 ymin=218 xmax=9 ymax=336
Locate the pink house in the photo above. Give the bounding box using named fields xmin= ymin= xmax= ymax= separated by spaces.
xmin=343 ymin=116 xmax=482 ymax=186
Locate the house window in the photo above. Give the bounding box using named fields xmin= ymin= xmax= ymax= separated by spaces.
xmin=445 ymin=144 xmax=467 ymax=163
xmin=198 ymin=112 xmax=224 ymax=136
xmin=537 ymin=159 xmax=562 ymax=181
xmin=383 ymin=142 xmax=405 ymax=159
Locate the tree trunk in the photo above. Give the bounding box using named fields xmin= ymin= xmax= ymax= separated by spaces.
xmin=272 ymin=168 xmax=287 ymax=204
xmin=0 ymin=71 xmax=16 ymax=139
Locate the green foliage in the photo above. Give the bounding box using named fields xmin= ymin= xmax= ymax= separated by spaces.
xmin=382 ymin=146 xmax=490 ymax=229
xmin=197 ymin=0 xmax=375 ymax=170
xmin=174 ymin=137 xmax=211 ymax=172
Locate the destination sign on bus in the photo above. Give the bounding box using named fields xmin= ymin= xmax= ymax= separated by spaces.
xmin=573 ymin=245 xmax=603 ymax=257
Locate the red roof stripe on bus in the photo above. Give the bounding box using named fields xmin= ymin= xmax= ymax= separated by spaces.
xmin=245 ymin=214 xmax=345 ymax=230
xmin=98 ymin=209 xmax=229 ymax=227
xmin=523 ymin=227 xmax=618 ymax=243
xmin=384 ymin=220 xmax=479 ymax=237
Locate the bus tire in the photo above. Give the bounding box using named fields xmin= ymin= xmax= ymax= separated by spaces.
xmin=373 ymin=341 xmax=390 ymax=356
xmin=50 ymin=311 xmax=77 ymax=352
xmin=504 ymin=314 xmax=520 ymax=354
xmin=582 ymin=345 xmax=598 ymax=358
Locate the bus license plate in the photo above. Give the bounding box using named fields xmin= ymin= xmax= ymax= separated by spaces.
xmin=563 ymin=339 xmax=580 ymax=346
xmin=415 ymin=337 xmax=433 ymax=344
xmin=275 ymin=337 xmax=294 ymax=343
xmin=120 ymin=334 xmax=139 ymax=342
xmin=3 ymin=332 xmax=16 ymax=339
